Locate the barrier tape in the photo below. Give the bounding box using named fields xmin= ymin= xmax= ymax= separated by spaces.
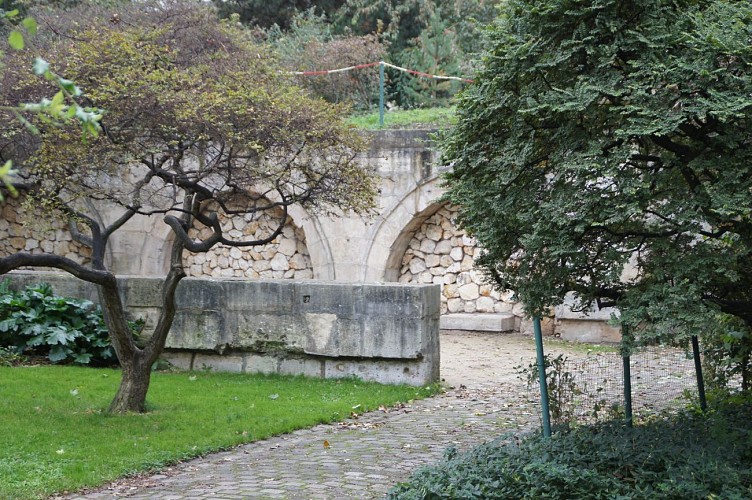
xmin=292 ymin=60 xmax=473 ymax=83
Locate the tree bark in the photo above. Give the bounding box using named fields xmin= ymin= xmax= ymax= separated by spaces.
xmin=102 ymin=215 xmax=187 ymax=413
xmin=108 ymin=351 xmax=153 ymax=413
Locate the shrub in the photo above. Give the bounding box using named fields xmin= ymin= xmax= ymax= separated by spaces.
xmin=0 ymin=281 xmax=117 ymax=366
xmin=388 ymin=399 xmax=752 ymax=499
xmin=0 ymin=345 xmax=25 ymax=366
xmin=266 ymin=9 xmax=386 ymax=110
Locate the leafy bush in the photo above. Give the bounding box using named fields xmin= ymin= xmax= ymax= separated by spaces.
xmin=0 ymin=345 xmax=25 ymax=367
xmin=0 ymin=281 xmax=116 ymax=366
xmin=266 ymin=9 xmax=386 ymax=110
xmin=701 ymin=315 xmax=752 ymax=392
xmin=388 ymin=400 xmax=752 ymax=499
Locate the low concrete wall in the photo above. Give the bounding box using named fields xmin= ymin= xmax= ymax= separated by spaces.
xmin=4 ymin=272 xmax=440 ymax=386
xmin=554 ymin=296 xmax=621 ymax=343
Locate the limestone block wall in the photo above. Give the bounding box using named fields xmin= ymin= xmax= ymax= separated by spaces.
xmin=0 ymin=198 xmax=91 ymax=265
xmin=397 ymin=205 xmax=516 ymax=316
xmin=4 ymin=272 xmax=440 ymax=386
xmin=183 ymin=203 xmax=313 ymax=280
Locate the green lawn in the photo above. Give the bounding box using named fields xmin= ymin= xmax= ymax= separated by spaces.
xmin=0 ymin=365 xmax=439 ymax=499
xmin=348 ymin=106 xmax=456 ymax=130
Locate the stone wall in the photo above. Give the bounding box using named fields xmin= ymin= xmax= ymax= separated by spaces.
xmin=398 ymin=205 xmax=516 ymax=316
xmin=183 ymin=200 xmax=313 ymax=280
xmin=4 ymin=272 xmax=440 ymax=386
xmin=0 ymin=197 xmax=91 ymax=265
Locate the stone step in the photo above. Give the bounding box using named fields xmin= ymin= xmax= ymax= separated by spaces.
xmin=440 ymin=313 xmax=516 ymax=333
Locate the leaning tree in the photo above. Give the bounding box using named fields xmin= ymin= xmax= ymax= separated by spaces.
xmin=443 ymin=0 xmax=752 ymax=375
xmin=0 ymin=2 xmax=377 ymax=412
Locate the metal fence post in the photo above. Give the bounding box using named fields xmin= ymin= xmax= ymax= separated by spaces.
xmin=379 ymin=61 xmax=385 ymax=128
xmin=691 ymin=335 xmax=708 ymax=412
xmin=534 ymin=316 xmax=552 ymax=437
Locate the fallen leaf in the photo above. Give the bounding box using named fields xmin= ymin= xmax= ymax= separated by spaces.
xmin=323 ymin=440 xmax=330 ymax=449
xmin=269 ymin=394 xmax=279 ymax=400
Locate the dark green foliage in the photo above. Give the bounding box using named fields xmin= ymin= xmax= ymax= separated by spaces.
xmin=336 ymin=0 xmax=498 ymax=107
xmin=0 ymin=281 xmax=116 ymax=365
xmin=388 ymin=400 xmax=752 ymax=499
xmin=702 ymin=315 xmax=752 ymax=391
xmin=443 ymin=0 xmax=752 ymax=356
xmin=214 ymin=0 xmax=345 ymax=30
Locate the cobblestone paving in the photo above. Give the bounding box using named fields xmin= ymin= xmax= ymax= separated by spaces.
xmin=73 ymin=381 xmax=540 ymax=499
xmin=66 ymin=333 xmax=695 ymax=499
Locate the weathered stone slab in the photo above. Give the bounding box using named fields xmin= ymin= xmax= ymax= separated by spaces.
xmin=4 ymin=272 xmax=440 ymax=386
xmin=440 ymin=313 xmax=515 ymax=332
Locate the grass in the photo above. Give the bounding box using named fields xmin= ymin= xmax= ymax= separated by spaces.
xmin=348 ymin=106 xmax=456 ymax=130
xmin=0 ymin=365 xmax=440 ymax=499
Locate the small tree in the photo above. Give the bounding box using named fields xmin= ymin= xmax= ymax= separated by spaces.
xmin=443 ymin=0 xmax=752 ymax=359
xmin=0 ymin=2 xmax=377 ymax=413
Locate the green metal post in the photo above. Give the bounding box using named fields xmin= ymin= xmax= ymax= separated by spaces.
xmin=379 ymin=62 xmax=385 ymax=128
xmin=623 ymin=353 xmax=633 ymax=427
xmin=691 ymin=335 xmax=707 ymax=412
xmin=534 ymin=316 xmax=552 ymax=437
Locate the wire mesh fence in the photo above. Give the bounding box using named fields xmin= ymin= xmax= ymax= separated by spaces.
xmin=522 ymin=344 xmax=702 ymax=426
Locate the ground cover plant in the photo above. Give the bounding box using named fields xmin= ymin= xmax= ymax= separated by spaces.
xmin=388 ymin=398 xmax=752 ymax=499
xmin=0 ymin=364 xmax=439 ymax=498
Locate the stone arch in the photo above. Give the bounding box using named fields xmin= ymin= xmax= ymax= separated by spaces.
xmin=363 ymin=178 xmax=516 ymax=315
xmin=157 ymin=196 xmax=333 ymax=280
xmin=363 ymin=176 xmax=445 ymax=282
xmin=383 ymin=202 xmax=446 ymax=282
xmin=395 ymin=205 xmax=515 ymax=315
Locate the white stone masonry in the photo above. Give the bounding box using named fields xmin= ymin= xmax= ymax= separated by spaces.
xmin=398 ymin=205 xmax=516 ymax=315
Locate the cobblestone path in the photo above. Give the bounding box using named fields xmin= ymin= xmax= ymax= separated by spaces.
xmin=66 ymin=333 xmax=695 ymax=499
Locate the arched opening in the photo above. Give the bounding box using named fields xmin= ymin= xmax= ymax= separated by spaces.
xmin=390 ymin=204 xmax=515 ymax=315
xmin=181 ymin=195 xmax=314 ymax=280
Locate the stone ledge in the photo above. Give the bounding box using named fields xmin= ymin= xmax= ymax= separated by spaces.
xmin=440 ymin=313 xmax=515 ymax=332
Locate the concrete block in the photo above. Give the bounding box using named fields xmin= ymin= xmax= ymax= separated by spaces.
xmin=118 ymin=276 xmax=163 ymax=307
xmin=7 ymin=271 xmax=98 ymax=301
xmin=160 ymin=351 xmax=194 ymax=371
xmin=4 ymin=272 xmax=441 ymax=386
xmin=231 ymin=313 xmax=305 ymax=353
xmin=245 ymin=354 xmax=279 ymax=375
xmin=440 ymin=313 xmax=515 ymax=332
xmin=295 ymin=281 xmax=357 ymax=317
xmin=223 ymin=280 xmax=292 ymax=313
xmin=556 ymin=320 xmax=622 ymax=343
xmin=279 ymin=358 xmax=324 ymax=378
xmin=323 ymin=358 xmax=437 ymax=387
xmin=166 ymin=310 xmax=224 ymax=350
xmin=193 ymin=353 xmax=245 ymax=373
xmin=175 ymin=278 xmax=222 ymax=310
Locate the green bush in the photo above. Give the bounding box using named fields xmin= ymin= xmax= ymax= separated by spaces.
xmin=388 ymin=400 xmax=752 ymax=499
xmin=0 ymin=281 xmax=117 ymax=366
